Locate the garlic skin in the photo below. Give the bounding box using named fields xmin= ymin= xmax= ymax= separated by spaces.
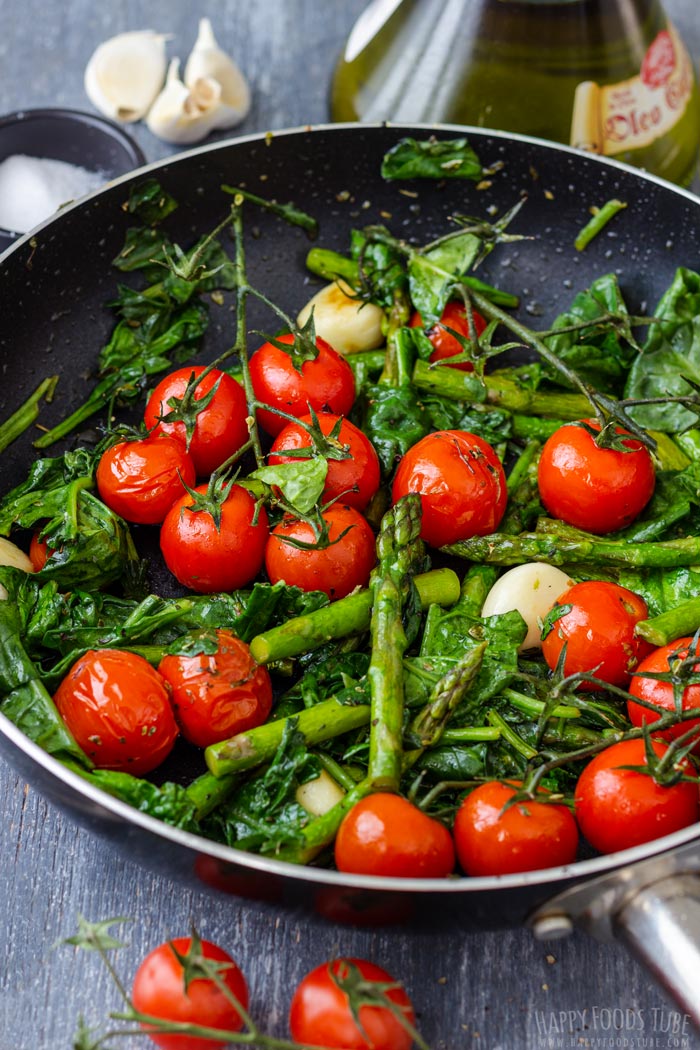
xmin=297 ymin=280 xmax=385 ymax=355
xmin=184 ymin=18 xmax=251 ymax=125
xmin=84 ymin=30 xmax=168 ymax=123
xmin=0 ymin=537 xmax=34 ymax=600
xmin=146 ymin=58 xmax=248 ymax=145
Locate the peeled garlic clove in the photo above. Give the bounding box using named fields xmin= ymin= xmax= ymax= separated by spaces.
xmin=146 ymin=59 xmax=223 ymax=145
xmin=297 ymin=280 xmax=385 ymax=355
xmin=85 ymin=30 xmax=168 ymax=123
xmin=0 ymin=537 xmax=35 ymax=600
xmin=481 ymin=562 xmax=575 ymax=652
xmin=295 ymin=769 xmax=345 ymax=817
xmin=184 ymin=17 xmax=251 ymax=125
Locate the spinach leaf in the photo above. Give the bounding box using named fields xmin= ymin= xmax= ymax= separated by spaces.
xmin=85 ymin=769 xmax=200 ymax=832
xmin=381 ymin=137 xmax=482 ymax=182
xmin=360 ymin=384 xmax=429 ymax=476
xmin=408 ymin=232 xmax=481 ymax=326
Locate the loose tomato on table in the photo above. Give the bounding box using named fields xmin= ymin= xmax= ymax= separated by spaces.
xmin=268 ymin=411 xmax=381 ymax=510
xmin=160 ymin=483 xmax=269 ymax=593
xmin=289 ymin=958 xmax=416 ymax=1050
xmin=391 ymin=429 xmax=507 ymax=547
xmin=249 ymin=333 xmax=355 ymax=436
xmin=144 ymin=366 xmax=249 ymax=476
xmin=96 ymin=434 xmax=196 ymax=525
xmin=541 ymin=580 xmax=652 ymax=689
xmin=53 ymin=649 xmax=178 ymax=775
xmin=334 ymin=793 xmax=455 ymax=878
xmin=131 ymin=935 xmax=249 ymax=1050
xmin=265 ymin=503 xmax=376 ymax=601
xmin=158 ymin=629 xmax=273 ymax=748
xmin=453 ymin=780 xmax=579 ymax=876
xmin=574 ymin=737 xmax=700 ymax=854
xmin=628 ymin=636 xmax=700 ymax=747
xmin=409 ymin=299 xmax=487 ymax=370
xmin=537 ymin=418 xmax=656 ymax=534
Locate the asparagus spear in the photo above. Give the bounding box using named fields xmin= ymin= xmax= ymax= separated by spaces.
xmin=635 ymin=599 xmax=700 ymax=647
xmin=405 ymin=642 xmax=488 ymax=755
xmin=444 ymin=531 xmax=700 ymax=569
xmin=249 ymin=566 xmax=459 ymax=664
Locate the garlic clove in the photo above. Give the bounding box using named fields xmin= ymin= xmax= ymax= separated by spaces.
xmin=297 ymin=280 xmax=386 ymax=355
xmin=84 ymin=30 xmax=168 ymax=123
xmin=184 ymin=17 xmax=251 ymax=125
xmin=146 ymin=59 xmax=234 ymax=145
xmin=0 ymin=537 xmax=35 ymax=600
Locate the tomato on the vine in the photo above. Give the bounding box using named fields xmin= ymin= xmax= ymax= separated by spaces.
xmin=453 ymin=781 xmax=579 ymax=876
xmin=96 ymin=434 xmax=196 ymax=525
xmin=541 ymin=580 xmax=652 ymax=689
xmin=574 ymin=738 xmax=700 ymax=854
xmin=28 ymin=531 xmax=51 ymax=571
xmin=53 ymin=649 xmax=178 ymax=775
xmin=265 ymin=503 xmax=376 ymax=600
xmin=628 ymin=637 xmax=700 ymax=747
xmin=144 ymin=366 xmax=249 ymax=476
xmin=268 ymin=412 xmax=381 ymax=510
xmin=537 ymin=419 xmax=656 ymax=534
xmin=131 ymin=935 xmax=249 ymax=1050
xmin=410 ymin=299 xmax=487 ymax=370
xmin=289 ymin=958 xmax=416 ymax=1050
xmin=160 ymin=483 xmax=269 ymax=593
xmin=391 ymin=429 xmax=507 ymax=547
xmin=158 ymin=629 xmax=273 ymax=748
xmin=249 ymin=333 xmax=355 ymax=436
xmin=334 ymin=793 xmax=455 ymax=878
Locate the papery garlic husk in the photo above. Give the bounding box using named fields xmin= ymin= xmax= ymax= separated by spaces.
xmin=84 ymin=30 xmax=168 ymax=123
xmin=0 ymin=537 xmax=34 ymax=600
xmin=184 ymin=17 xmax=251 ymax=126
xmin=146 ymin=58 xmax=242 ymax=144
xmin=297 ymin=280 xmax=386 ymax=355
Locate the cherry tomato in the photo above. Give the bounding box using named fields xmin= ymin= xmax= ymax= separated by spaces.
xmin=391 ymin=429 xmax=507 ymax=547
xmin=144 ymin=366 xmax=249 ymax=476
xmin=96 ymin=434 xmax=196 ymax=526
xmin=268 ymin=412 xmax=381 ymax=511
xmin=160 ymin=484 xmax=269 ymax=593
xmin=131 ymin=936 xmax=248 ymax=1050
xmin=537 ymin=419 xmax=655 ymax=534
xmin=628 ymin=637 xmax=700 ymax=748
xmin=53 ymin=649 xmax=178 ymax=775
xmin=265 ymin=503 xmax=376 ymax=601
xmin=249 ymin=333 xmax=355 ymax=436
xmin=289 ymin=958 xmax=415 ymax=1050
xmin=574 ymin=737 xmax=700 ymax=854
xmin=28 ymin=531 xmax=51 ymax=571
xmin=334 ymin=793 xmax=455 ymax=878
xmin=410 ymin=300 xmax=487 ymax=370
xmin=453 ymin=781 xmax=579 ymax=876
xmin=158 ymin=629 xmax=273 ymax=748
xmin=541 ymin=580 xmax=652 ymax=689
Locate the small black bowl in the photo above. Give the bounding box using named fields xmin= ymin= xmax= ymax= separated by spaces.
xmin=0 ymin=107 xmax=146 ymax=251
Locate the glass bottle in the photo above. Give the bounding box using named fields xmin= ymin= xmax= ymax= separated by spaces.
xmin=331 ymin=0 xmax=700 ymax=186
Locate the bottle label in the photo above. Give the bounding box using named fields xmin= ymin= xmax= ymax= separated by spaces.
xmin=570 ymin=23 xmax=694 ymax=157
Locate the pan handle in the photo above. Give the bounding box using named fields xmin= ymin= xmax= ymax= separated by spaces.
xmin=614 ymin=874 xmax=700 ymax=1026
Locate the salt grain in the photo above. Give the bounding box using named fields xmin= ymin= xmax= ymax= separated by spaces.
xmin=0 ymin=154 xmax=104 ymax=234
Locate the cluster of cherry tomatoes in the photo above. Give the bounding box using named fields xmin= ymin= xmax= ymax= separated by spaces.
xmin=42 ymin=294 xmax=700 ymax=877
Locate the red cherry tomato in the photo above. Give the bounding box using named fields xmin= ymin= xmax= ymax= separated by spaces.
xmin=144 ymin=366 xmax=249 ymax=476
xmin=96 ymin=434 xmax=196 ymax=525
xmin=158 ymin=629 xmax=273 ymax=748
xmin=334 ymin=793 xmax=455 ymax=878
xmin=268 ymin=412 xmax=381 ymax=510
xmin=574 ymin=738 xmax=700 ymax=854
xmin=265 ymin=503 xmax=376 ymax=601
xmin=541 ymin=580 xmax=652 ymax=689
xmin=391 ymin=429 xmax=507 ymax=547
xmin=131 ymin=936 xmax=249 ymax=1050
xmin=410 ymin=300 xmax=487 ymax=370
xmin=453 ymin=781 xmax=579 ymax=876
xmin=628 ymin=637 xmax=700 ymax=748
xmin=289 ymin=958 xmax=415 ymax=1050
xmin=160 ymin=484 xmax=269 ymax=593
xmin=537 ymin=419 xmax=655 ymax=534
xmin=249 ymin=333 xmax=355 ymax=436
xmin=29 ymin=531 xmax=51 ymax=571
xmin=53 ymin=649 xmax=178 ymax=775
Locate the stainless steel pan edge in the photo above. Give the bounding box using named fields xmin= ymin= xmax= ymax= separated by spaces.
xmin=2 ymin=122 xmax=700 ymax=1019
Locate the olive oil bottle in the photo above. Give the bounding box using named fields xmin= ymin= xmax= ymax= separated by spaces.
xmin=331 ymin=0 xmax=700 ymax=186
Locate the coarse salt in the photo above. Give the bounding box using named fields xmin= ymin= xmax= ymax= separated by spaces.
xmin=0 ymin=154 xmax=104 ymax=234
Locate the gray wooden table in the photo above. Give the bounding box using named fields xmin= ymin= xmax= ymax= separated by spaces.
xmin=1 ymin=3 xmax=700 ymax=1048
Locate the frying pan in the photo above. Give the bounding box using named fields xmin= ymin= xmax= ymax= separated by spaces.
xmin=2 ymin=122 xmax=700 ymax=1021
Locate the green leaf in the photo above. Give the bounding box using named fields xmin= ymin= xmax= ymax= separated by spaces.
xmin=381 ymin=136 xmax=482 ymax=181
xmin=408 ymin=233 xmax=481 ymax=326
xmin=248 ymin=459 xmax=329 ymax=514
xmin=124 ymin=179 xmax=178 ymax=225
